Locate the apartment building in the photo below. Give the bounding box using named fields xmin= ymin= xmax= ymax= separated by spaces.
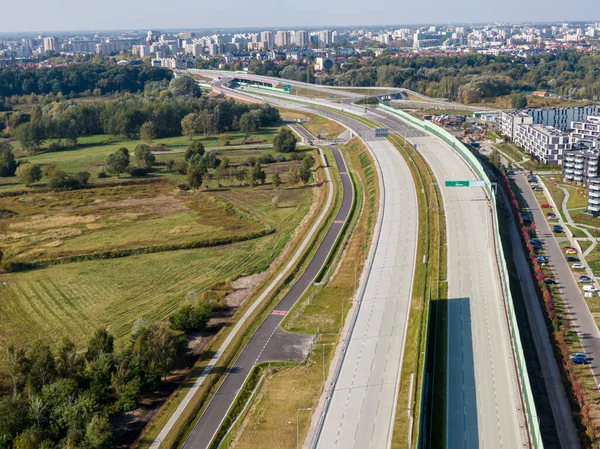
xmin=588 ymin=178 xmax=600 ymax=215
xmin=260 ymin=31 xmax=274 ymax=49
xmin=571 ymin=116 xmax=600 ymax=148
xmin=500 ymin=110 xmax=533 ymax=139
xmin=514 ymin=123 xmax=571 ymax=165
xmin=275 ymin=31 xmax=290 ymax=47
xmin=562 ymin=148 xmax=600 ymax=185
xmin=528 ymin=105 xmax=600 ymax=131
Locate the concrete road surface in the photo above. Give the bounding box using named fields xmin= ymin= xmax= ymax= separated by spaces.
xmin=181 ymin=145 xmax=353 ymax=449
xmin=314 ymin=138 xmax=419 ymax=449
xmin=410 ymin=135 xmax=526 ymax=449
xmin=515 ymin=173 xmax=600 ymax=387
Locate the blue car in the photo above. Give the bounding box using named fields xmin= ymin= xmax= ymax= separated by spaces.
xmin=571 ymin=353 xmax=587 ymax=364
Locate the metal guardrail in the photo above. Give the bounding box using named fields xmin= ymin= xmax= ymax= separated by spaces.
xmin=379 ymin=104 xmax=544 ymax=449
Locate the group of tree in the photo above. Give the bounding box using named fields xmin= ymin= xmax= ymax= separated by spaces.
xmin=0 ymin=323 xmax=185 ymax=449
xmin=8 ymin=96 xmax=280 ymax=153
xmin=0 ymin=64 xmax=172 ymax=98
xmin=103 ymin=144 xmax=156 ymax=178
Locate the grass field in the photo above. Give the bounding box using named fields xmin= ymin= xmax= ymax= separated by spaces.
xmin=0 ymin=182 xmax=266 ymax=263
xmin=564 ymin=184 xmax=588 ymax=210
xmin=0 ymin=183 xmax=313 ymax=350
xmin=228 ymin=138 xmax=379 ymax=449
xmin=301 ymin=116 xmax=346 ymax=140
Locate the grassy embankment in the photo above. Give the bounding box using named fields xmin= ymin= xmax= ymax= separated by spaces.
xmin=386 ymin=135 xmax=447 ymax=449
xmin=224 ymin=137 xmax=379 ymax=449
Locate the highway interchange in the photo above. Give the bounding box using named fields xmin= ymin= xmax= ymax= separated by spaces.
xmin=156 ymin=71 xmax=538 ymax=449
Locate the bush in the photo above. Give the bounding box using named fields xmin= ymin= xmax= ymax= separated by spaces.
xmin=97 ymin=170 xmax=108 ymax=179
xmin=173 ymin=160 xmax=188 ymax=174
xmin=258 ymin=154 xmax=275 ymax=164
xmin=127 ymin=166 xmax=148 ymax=177
xmin=276 ymin=154 xmax=287 ymax=162
xmin=169 ymin=302 xmax=211 ymax=332
xmin=76 ymin=171 xmax=91 ymax=185
xmin=177 ymin=183 xmax=190 ymax=191
xmin=47 ymin=142 xmax=64 ymax=152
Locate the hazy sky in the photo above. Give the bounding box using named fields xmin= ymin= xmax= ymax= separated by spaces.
xmin=3 ymin=0 xmax=600 ymax=33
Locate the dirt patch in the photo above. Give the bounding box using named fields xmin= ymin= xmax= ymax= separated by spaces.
xmin=31 ymin=228 xmax=83 ymax=243
xmin=0 ymin=231 xmax=29 ymax=241
xmin=227 ymin=273 xmax=267 ymax=308
xmin=169 ymin=225 xmax=192 ymax=234
xmin=43 ymin=240 xmax=62 ymax=248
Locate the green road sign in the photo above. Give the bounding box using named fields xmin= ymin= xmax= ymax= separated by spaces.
xmin=283 ymin=85 xmax=291 ymax=92
xmin=445 ymin=180 xmax=486 ymax=187
xmin=445 ymin=180 xmax=470 ymax=187
xmin=329 ymin=95 xmax=335 ymax=99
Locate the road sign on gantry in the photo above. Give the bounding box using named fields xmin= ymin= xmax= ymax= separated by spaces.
xmin=445 ymin=180 xmax=485 ymax=187
xmin=284 ymin=84 xmax=291 ymax=93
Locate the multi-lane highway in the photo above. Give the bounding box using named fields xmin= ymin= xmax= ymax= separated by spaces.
xmin=181 ymin=140 xmax=354 ymax=448
xmin=176 ymin=72 xmax=531 ymax=449
xmin=374 ymin=111 xmax=527 ymax=448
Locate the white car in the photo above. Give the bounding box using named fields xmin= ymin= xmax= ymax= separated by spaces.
xmin=583 ymin=285 xmax=599 ymax=292
xmin=573 ymin=264 xmax=585 ymax=269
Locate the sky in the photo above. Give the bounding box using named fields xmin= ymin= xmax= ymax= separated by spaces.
xmin=3 ymin=0 xmax=600 ymax=33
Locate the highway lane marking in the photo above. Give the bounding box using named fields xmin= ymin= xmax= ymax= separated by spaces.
xmin=271 ymin=310 xmax=288 ymax=316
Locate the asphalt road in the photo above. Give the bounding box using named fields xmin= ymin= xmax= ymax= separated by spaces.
xmin=182 ymin=144 xmax=353 ymax=449
xmin=314 ymin=138 xmax=418 ymax=449
xmin=515 ymin=173 xmax=600 ymax=386
xmin=372 ymin=110 xmax=526 ymax=448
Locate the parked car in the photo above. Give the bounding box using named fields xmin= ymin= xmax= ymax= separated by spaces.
xmin=533 ymin=186 xmax=543 ymax=191
xmin=533 ymin=244 xmax=543 ymax=250
xmin=579 ymin=276 xmax=593 ymax=283
xmin=583 ymin=285 xmax=599 ymax=292
xmin=548 ymin=214 xmax=558 ymax=220
xmin=565 ymin=249 xmax=578 ymax=255
xmin=531 ymin=238 xmax=543 ymax=245
xmin=536 ymin=255 xmax=547 ymax=264
xmin=567 ymin=256 xmax=580 ymax=262
xmin=541 ymin=203 xmax=551 ymax=208
xmin=573 ymin=264 xmax=585 ymax=269
xmin=570 ymin=353 xmax=587 ymax=364
xmin=523 ymin=215 xmax=532 ymax=224
xmin=544 ymin=278 xmax=558 ymax=285
xmin=564 ymin=246 xmax=576 ymax=252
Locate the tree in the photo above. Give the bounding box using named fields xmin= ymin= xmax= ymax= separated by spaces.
xmin=302 ymin=154 xmax=315 ymax=171
xmin=86 ymin=328 xmax=115 ymax=362
xmin=104 ymin=148 xmax=130 ymax=178
xmin=181 ymin=113 xmax=199 ymax=140
xmin=299 ymin=166 xmax=311 ymax=184
xmin=166 ymin=159 xmax=175 ymax=171
xmin=0 ymin=140 xmax=17 ymax=176
xmin=76 ymin=171 xmax=91 ymax=185
xmin=273 ymin=127 xmax=297 ymax=153
xmin=251 ymin=162 xmax=267 ymax=185
xmin=218 ymin=134 xmax=230 ymax=146
xmin=16 ymin=163 xmax=42 ymax=186
xmin=140 ymin=121 xmax=157 ymax=143
xmin=14 ymin=122 xmax=44 ymax=153
xmin=511 ymin=93 xmax=528 ymax=109
xmin=288 ymin=165 xmax=300 ymax=185
xmin=187 ymin=164 xmax=204 ymax=190
xmin=272 ymin=172 xmax=282 ymax=189
xmin=169 ymin=303 xmax=211 ymax=332
xmin=185 ymin=141 xmax=206 ymax=161
xmin=27 ymin=342 xmax=57 ymax=390
xmin=197 ymin=110 xmax=214 ymax=136
xmin=83 ymin=415 xmax=112 ymax=449
xmin=169 ymin=75 xmax=200 ymax=97
xmin=134 ymin=144 xmax=155 ymax=169
xmin=239 ymin=112 xmax=260 ymax=133
xmin=56 ymin=338 xmax=84 ymax=380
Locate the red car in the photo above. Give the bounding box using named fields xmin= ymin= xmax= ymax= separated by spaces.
xmin=564 ymin=246 xmax=576 ymax=252
xmin=546 ymin=212 xmax=554 ymax=216
xmin=541 ymin=203 xmax=551 ymax=208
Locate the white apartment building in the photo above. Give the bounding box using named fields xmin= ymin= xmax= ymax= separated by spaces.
xmin=528 ymin=105 xmax=600 ymax=131
xmin=588 ymin=178 xmax=600 ymax=215
xmin=562 ymin=149 xmax=600 ymax=185
xmin=260 ymin=31 xmax=274 ymax=49
xmin=514 ymin=124 xmax=571 ymax=165
xmin=571 ymin=116 xmax=600 ymax=148
xmin=499 ymin=110 xmax=533 ymax=139
xmin=294 ymin=30 xmax=308 ymax=47
xmin=275 ymin=31 xmax=290 ymax=47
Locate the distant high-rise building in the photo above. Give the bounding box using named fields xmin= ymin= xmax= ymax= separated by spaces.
xmin=318 ymin=30 xmax=332 ymax=47
xmin=294 ymin=30 xmax=308 ymax=47
xmin=43 ymin=37 xmax=59 ymax=53
xmin=275 ymin=31 xmax=290 ymax=47
xmin=260 ymin=31 xmax=274 ymax=49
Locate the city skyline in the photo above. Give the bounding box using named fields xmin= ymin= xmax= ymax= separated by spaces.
xmin=3 ymin=0 xmax=600 ymax=33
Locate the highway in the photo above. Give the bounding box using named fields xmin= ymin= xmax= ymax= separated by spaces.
xmin=373 ymin=111 xmax=527 ymax=448
xmin=181 ymin=142 xmax=354 ymax=448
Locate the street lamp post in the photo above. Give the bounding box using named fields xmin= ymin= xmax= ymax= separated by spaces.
xmin=297 ymin=407 xmax=312 ymax=449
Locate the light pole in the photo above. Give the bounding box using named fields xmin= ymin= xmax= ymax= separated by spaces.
xmin=297 ymin=407 xmax=312 ymax=449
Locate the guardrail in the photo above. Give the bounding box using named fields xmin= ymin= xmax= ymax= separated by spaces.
xmin=379 ymin=103 xmax=544 ymax=449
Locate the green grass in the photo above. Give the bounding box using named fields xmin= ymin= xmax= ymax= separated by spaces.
xmin=568 ymin=225 xmax=588 ymax=239
xmin=301 ymin=116 xmax=345 ymax=140
xmin=495 ymin=142 xmax=528 ymax=163
xmin=0 ymin=184 xmax=313 ymax=350
xmin=564 ymin=184 xmax=589 ymax=210
xmin=541 ymin=178 xmax=567 ymax=221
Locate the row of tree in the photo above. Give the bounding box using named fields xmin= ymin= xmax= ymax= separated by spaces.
xmin=8 ymin=96 xmax=280 ymax=153
xmin=0 ymin=64 xmax=172 ymax=98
